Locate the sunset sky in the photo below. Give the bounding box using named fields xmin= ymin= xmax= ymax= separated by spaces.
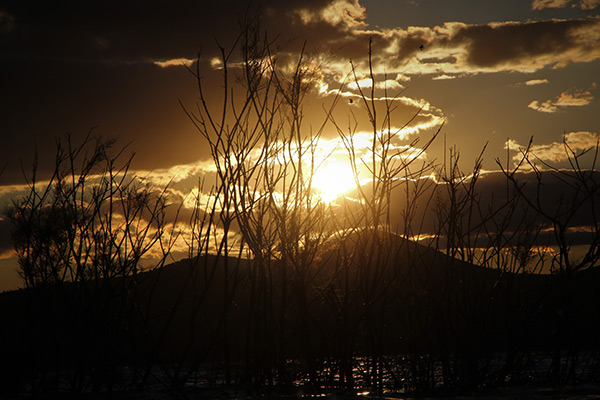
xmin=0 ymin=0 xmax=599 ymax=290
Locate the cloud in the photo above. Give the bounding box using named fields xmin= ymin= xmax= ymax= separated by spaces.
xmin=295 ymin=0 xmax=367 ymax=30
xmin=528 ymin=88 xmax=594 ymax=112
xmin=153 ymin=57 xmax=196 ymax=68
xmin=582 ymin=0 xmax=600 ymax=8
xmin=3 ymin=1 xmax=599 ymax=78
xmin=511 ymin=78 xmax=550 ymax=87
xmin=443 ymin=18 xmax=600 ymax=72
xmin=0 ymin=183 xmax=30 ymax=199
xmin=531 ymin=0 xmax=600 ymax=10
xmin=554 ymin=90 xmax=595 ymax=106
xmin=528 ymin=99 xmax=559 ymax=113
xmin=506 ymin=131 xmax=599 ymax=164
xmin=532 ymin=0 xmax=574 ymax=9
xmin=346 ymin=78 xmax=405 ymax=90
xmin=356 ymin=166 xmax=600 ymax=255
xmin=309 ymin=16 xmax=600 ymax=82
xmin=432 ymin=74 xmax=456 ymax=80
xmin=0 ymin=218 xmax=13 ymax=260
xmin=525 ymin=78 xmax=549 ymax=86
xmin=136 ymin=159 xmax=218 ymax=187
xmin=419 ymin=56 xmax=458 ymax=64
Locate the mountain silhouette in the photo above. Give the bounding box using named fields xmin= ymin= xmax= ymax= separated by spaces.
xmin=1 ymin=230 xmax=600 ymax=395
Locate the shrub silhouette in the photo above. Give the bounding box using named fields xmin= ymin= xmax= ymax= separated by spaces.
xmin=2 ymin=21 xmax=600 ymax=398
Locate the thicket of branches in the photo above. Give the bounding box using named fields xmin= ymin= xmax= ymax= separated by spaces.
xmin=2 ymin=21 xmax=600 ymax=398
xmin=7 ymin=135 xmax=174 ymax=286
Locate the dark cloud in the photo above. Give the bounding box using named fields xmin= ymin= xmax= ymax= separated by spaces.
xmin=0 ymin=218 xmax=13 ymax=258
xmin=531 ymin=0 xmax=600 ymax=10
xmin=338 ymin=169 xmax=600 ymax=246
xmin=327 ymin=17 xmax=600 ymax=76
xmin=2 ymin=1 xmax=598 ymax=77
xmin=253 ymin=15 xmax=600 ymax=84
xmin=419 ymin=55 xmax=457 ymax=64
xmin=450 ymin=18 xmax=593 ymax=68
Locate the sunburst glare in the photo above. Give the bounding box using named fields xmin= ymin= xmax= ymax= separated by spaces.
xmin=312 ymin=158 xmax=357 ymax=203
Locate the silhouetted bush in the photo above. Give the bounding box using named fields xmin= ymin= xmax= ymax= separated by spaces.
xmin=2 ymin=20 xmax=600 ymax=398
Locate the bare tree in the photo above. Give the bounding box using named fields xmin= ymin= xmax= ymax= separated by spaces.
xmin=7 ymin=133 xmax=174 ymax=286
xmin=4 ymin=133 xmax=178 ymax=394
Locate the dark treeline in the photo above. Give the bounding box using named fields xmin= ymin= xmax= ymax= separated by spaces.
xmin=1 ymin=23 xmax=600 ymax=398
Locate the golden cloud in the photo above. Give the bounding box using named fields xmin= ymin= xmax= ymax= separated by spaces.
xmin=528 ymin=100 xmax=559 ymax=113
xmin=136 ymin=160 xmax=218 ymax=186
xmin=432 ymin=74 xmax=457 ymax=80
xmin=295 ymin=0 xmax=366 ymax=30
xmin=346 ymin=78 xmax=405 ymax=91
xmin=506 ymin=131 xmax=600 ymax=164
xmin=528 ymin=88 xmax=594 ymax=112
xmin=0 ymin=249 xmax=15 ymax=260
xmin=153 ymin=58 xmax=196 ymax=68
xmin=525 ymin=79 xmax=549 ymax=86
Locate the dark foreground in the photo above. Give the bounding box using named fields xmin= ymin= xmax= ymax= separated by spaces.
xmin=2 ymin=235 xmax=600 ymax=398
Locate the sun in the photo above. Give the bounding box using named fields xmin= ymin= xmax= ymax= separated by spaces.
xmin=312 ymin=158 xmax=357 ymax=203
